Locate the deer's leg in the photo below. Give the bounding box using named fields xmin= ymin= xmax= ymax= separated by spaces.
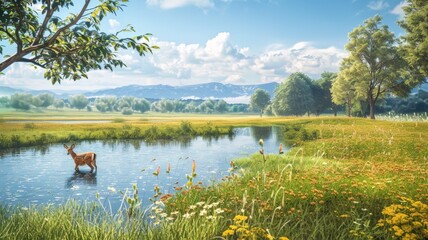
xmin=75 ymin=164 xmax=79 ymax=172
xmin=89 ymin=164 xmax=94 ymax=173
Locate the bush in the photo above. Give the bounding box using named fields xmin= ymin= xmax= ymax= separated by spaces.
xmin=122 ymin=108 xmax=133 ymax=115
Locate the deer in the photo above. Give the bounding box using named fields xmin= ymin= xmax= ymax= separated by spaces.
xmin=63 ymin=144 xmax=97 ymax=173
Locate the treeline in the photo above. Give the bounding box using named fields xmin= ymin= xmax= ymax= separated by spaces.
xmin=0 ymin=93 xmax=249 ymax=114
xmin=250 ymin=72 xmax=428 ymax=118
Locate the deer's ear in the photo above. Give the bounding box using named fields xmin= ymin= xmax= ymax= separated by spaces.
xmin=71 ymin=144 xmax=75 ymax=149
xmin=63 ymin=144 xmax=68 ymax=149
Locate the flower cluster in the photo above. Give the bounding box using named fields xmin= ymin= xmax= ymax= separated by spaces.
xmin=222 ymin=215 xmax=288 ymax=240
xmin=377 ymin=197 xmax=428 ymax=239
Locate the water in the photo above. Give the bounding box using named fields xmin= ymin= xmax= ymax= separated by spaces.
xmin=0 ymin=126 xmax=286 ymax=211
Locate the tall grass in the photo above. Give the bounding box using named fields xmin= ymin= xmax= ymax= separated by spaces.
xmin=0 ymin=120 xmax=234 ymax=149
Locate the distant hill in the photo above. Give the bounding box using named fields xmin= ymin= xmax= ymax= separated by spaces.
xmin=0 ymin=86 xmax=21 ymax=96
xmin=0 ymin=82 xmax=279 ymax=100
xmin=84 ymin=82 xmax=279 ymax=99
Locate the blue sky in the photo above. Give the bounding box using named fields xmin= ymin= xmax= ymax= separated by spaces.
xmin=0 ymin=0 xmax=408 ymax=91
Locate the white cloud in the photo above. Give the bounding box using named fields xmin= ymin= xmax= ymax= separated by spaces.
xmin=146 ymin=0 xmax=214 ymax=9
xmin=0 ymin=33 xmax=347 ymax=91
xmin=390 ymin=1 xmax=408 ymax=19
xmin=252 ymin=42 xmax=347 ymax=81
xmin=367 ymin=0 xmax=389 ymax=10
xmin=108 ymin=19 xmax=121 ymax=30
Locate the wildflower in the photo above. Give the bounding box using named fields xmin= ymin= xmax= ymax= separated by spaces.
xmin=159 ymin=213 xmax=168 ymax=218
xmin=222 ymin=229 xmax=234 ymax=237
xmin=215 ymin=208 xmax=224 ymax=214
xmin=199 ymin=209 xmax=207 ymax=216
xmin=233 ymin=215 xmax=248 ymax=222
xmin=196 ymin=201 xmax=205 ymax=206
xmin=170 ymin=211 xmax=179 ymax=215
xmin=392 ymin=226 xmax=404 ymax=237
xmin=340 ymin=214 xmax=350 ymax=218
xmin=278 ymin=237 xmax=290 ymax=240
xmin=165 ymin=217 xmax=174 ymax=222
xmin=183 ymin=213 xmax=192 ymax=219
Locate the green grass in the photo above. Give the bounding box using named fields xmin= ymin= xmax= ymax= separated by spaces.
xmin=0 ymin=112 xmax=427 ymax=239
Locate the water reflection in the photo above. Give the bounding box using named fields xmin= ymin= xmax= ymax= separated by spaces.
xmin=0 ymin=144 xmax=51 ymax=157
xmin=250 ymin=126 xmax=273 ymax=142
xmin=65 ymin=172 xmax=97 ymax=188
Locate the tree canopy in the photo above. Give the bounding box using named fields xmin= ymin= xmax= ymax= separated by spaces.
xmin=0 ymin=0 xmax=158 ymax=84
xmin=250 ymin=88 xmax=270 ymax=117
xmin=273 ymin=72 xmax=314 ymax=116
xmin=399 ymin=0 xmax=428 ymax=78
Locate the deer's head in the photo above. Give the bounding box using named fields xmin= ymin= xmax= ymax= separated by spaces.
xmin=63 ymin=144 xmax=75 ymax=155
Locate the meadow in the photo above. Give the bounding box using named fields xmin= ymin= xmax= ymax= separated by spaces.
xmin=0 ymin=108 xmax=427 ymax=240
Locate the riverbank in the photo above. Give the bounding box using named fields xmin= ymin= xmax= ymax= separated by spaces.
xmin=0 ymin=117 xmax=427 ymax=239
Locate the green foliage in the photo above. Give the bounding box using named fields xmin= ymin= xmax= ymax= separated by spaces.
xmin=399 ymin=0 xmax=428 ymax=78
xmin=313 ymin=72 xmax=337 ymax=115
xmin=121 ymin=107 xmax=133 ymax=115
xmin=250 ymin=88 xmax=271 ymax=117
xmin=336 ymin=15 xmax=422 ymax=119
xmin=53 ymin=99 xmax=65 ymax=109
xmin=133 ymin=98 xmax=150 ymax=113
xmin=273 ymin=72 xmax=314 ymax=116
xmin=0 ymin=0 xmax=158 ymax=84
xmin=36 ymin=93 xmax=55 ymax=108
xmin=281 ymin=124 xmax=319 ymax=145
xmin=9 ymin=93 xmax=33 ymax=110
xmin=69 ymin=94 xmax=88 ymax=110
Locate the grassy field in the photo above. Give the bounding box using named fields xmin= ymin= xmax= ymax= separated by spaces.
xmin=0 ymin=109 xmax=427 ymax=239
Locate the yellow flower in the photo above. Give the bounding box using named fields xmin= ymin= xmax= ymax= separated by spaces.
xmin=401 ymin=224 xmax=413 ymax=233
xmin=233 ymin=215 xmax=248 ymax=222
xmin=222 ymin=229 xmax=234 ymax=237
xmin=229 ymin=225 xmax=238 ymax=230
xmin=392 ymin=226 xmax=404 ymax=237
xmin=412 ymin=221 xmax=422 ymax=228
xmin=340 ymin=214 xmax=350 ymax=218
xmin=278 ymin=237 xmax=290 ymax=240
xmin=402 ymin=233 xmax=418 ymax=240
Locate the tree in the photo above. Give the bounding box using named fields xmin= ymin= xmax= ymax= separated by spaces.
xmin=9 ymin=93 xmax=33 ymax=110
xmin=36 ymin=93 xmax=55 ymax=108
xmin=273 ymin=72 xmax=314 ymax=116
xmin=0 ymin=96 xmax=9 ymax=107
xmin=399 ymin=0 xmax=428 ymax=78
xmin=341 ymin=15 xmax=416 ymax=119
xmin=69 ymin=94 xmax=88 ymax=110
xmin=0 ymin=0 xmax=158 ymax=84
xmin=53 ymin=99 xmax=64 ymax=109
xmin=215 ymin=99 xmax=228 ymax=113
xmin=332 ymin=63 xmax=360 ymax=117
xmin=250 ymin=88 xmax=270 ymax=117
xmin=315 ymin=72 xmax=338 ymax=116
xmin=133 ymin=98 xmax=150 ymax=113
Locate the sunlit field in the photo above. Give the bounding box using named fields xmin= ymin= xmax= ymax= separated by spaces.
xmin=0 ymin=109 xmax=427 ymax=239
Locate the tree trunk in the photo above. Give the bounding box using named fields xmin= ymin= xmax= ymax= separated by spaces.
xmin=260 ymin=109 xmax=263 ymax=117
xmin=369 ymin=96 xmax=375 ymax=119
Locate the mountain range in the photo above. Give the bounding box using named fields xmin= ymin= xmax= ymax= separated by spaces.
xmin=0 ymin=82 xmax=279 ymax=100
